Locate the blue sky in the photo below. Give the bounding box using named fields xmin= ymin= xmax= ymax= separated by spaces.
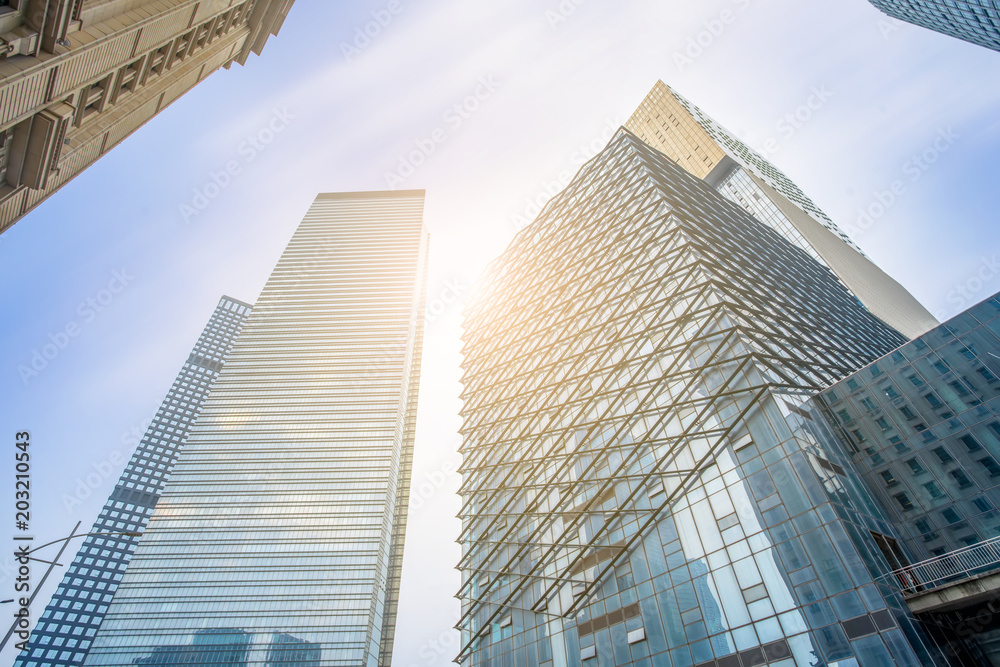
xmin=1 ymin=0 xmax=999 ymax=664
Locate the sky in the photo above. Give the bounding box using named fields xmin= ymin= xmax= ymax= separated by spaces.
xmin=1 ymin=0 xmax=999 ymax=664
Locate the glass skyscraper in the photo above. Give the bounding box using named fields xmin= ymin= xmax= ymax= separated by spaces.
xmin=625 ymin=81 xmax=939 ymax=339
xmin=868 ymin=0 xmax=1000 ymax=52
xmin=15 ymin=295 xmax=251 ymax=667
xmin=457 ymin=129 xmax=947 ymax=665
xmin=81 ymin=191 xmax=428 ymax=667
xmin=815 ymin=292 xmax=1000 ymax=664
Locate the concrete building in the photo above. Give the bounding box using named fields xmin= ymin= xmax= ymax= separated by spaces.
xmin=0 ymin=0 xmax=294 ymax=235
xmin=868 ymin=0 xmax=1000 ymax=52
xmin=625 ymin=81 xmax=938 ymax=340
xmin=14 ymin=295 xmax=252 ymax=667
xmin=82 ymin=191 xmax=428 ymax=667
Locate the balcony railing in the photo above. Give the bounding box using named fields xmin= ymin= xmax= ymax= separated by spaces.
xmin=888 ymin=535 xmax=1000 ymax=596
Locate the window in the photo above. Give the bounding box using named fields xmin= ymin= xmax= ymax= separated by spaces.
xmin=960 ymin=435 xmax=982 ymax=452
xmin=76 ymin=74 xmax=114 ymax=126
xmin=973 ymin=497 xmax=993 ymax=513
xmin=907 ymin=374 xmax=925 ymax=388
xmin=894 ymin=493 xmax=915 ymax=511
xmin=870 ymin=531 xmax=908 ymax=571
xmin=899 ymin=405 xmax=917 ymax=420
xmin=950 ymin=470 xmax=973 ymax=489
xmin=932 ymin=447 xmax=953 ymax=464
xmin=923 ymin=393 xmax=943 ymax=408
xmin=923 ymin=482 xmax=944 ymax=499
xmin=942 ymin=508 xmax=962 ymax=524
xmin=112 ymin=57 xmax=144 ymax=104
xmin=979 ymin=457 xmax=1000 ymax=477
xmin=879 ymin=470 xmax=899 ymax=487
xmin=906 ymin=459 xmax=925 ymax=475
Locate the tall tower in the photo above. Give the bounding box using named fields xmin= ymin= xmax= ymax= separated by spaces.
xmin=867 ymin=0 xmax=1000 ymax=52
xmin=0 ymin=0 xmax=295 ymax=236
xmin=457 ymin=131 xmax=944 ymax=665
xmin=813 ymin=294 xmax=1000 ymax=665
xmin=15 ymin=295 xmax=252 ymax=667
xmin=625 ymin=81 xmax=938 ymax=339
xmin=81 ymin=191 xmax=428 ymax=667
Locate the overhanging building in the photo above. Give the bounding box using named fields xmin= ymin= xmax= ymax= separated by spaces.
xmin=14 ymin=295 xmax=251 ymax=667
xmin=625 ymin=81 xmax=938 ymax=339
xmin=0 ymin=0 xmax=295 ymax=236
xmin=457 ymin=129 xmax=947 ymax=665
xmin=81 ymin=191 xmax=428 ymax=667
xmin=867 ymin=0 xmax=1000 ymax=52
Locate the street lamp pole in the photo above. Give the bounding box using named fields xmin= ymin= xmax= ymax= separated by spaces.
xmin=0 ymin=524 xmax=143 ymax=655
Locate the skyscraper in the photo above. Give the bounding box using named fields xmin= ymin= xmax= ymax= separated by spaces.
xmin=15 ymin=295 xmax=252 ymax=667
xmin=814 ymin=292 xmax=1000 ymax=664
xmin=82 ymin=190 xmax=428 ymax=667
xmin=625 ymin=81 xmax=938 ymax=339
xmin=457 ymin=130 xmax=945 ymax=665
xmin=867 ymin=0 xmax=1000 ymax=52
xmin=0 ymin=0 xmax=295 ymax=236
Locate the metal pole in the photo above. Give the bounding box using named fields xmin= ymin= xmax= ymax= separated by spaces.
xmin=0 ymin=521 xmax=82 ymax=654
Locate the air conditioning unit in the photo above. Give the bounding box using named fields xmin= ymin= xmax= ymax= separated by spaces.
xmin=1 ymin=29 xmax=39 ymax=56
xmin=7 ymin=102 xmax=75 ymax=190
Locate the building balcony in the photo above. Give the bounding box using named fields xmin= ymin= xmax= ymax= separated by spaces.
xmin=888 ymin=535 xmax=1000 ymax=614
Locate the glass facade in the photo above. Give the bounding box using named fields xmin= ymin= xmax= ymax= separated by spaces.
xmin=818 ymin=294 xmax=1000 ymax=563
xmin=870 ymin=0 xmax=1000 ymax=51
xmin=716 ymin=167 xmax=823 ymax=265
xmin=625 ymin=81 xmax=862 ymax=257
xmin=15 ymin=295 xmax=252 ymax=667
xmin=81 ymin=191 xmax=428 ymax=667
xmin=624 ymin=81 xmax=939 ymax=340
xmin=457 ymin=130 xmax=946 ymax=666
xmin=813 ymin=293 xmax=1000 ymax=665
